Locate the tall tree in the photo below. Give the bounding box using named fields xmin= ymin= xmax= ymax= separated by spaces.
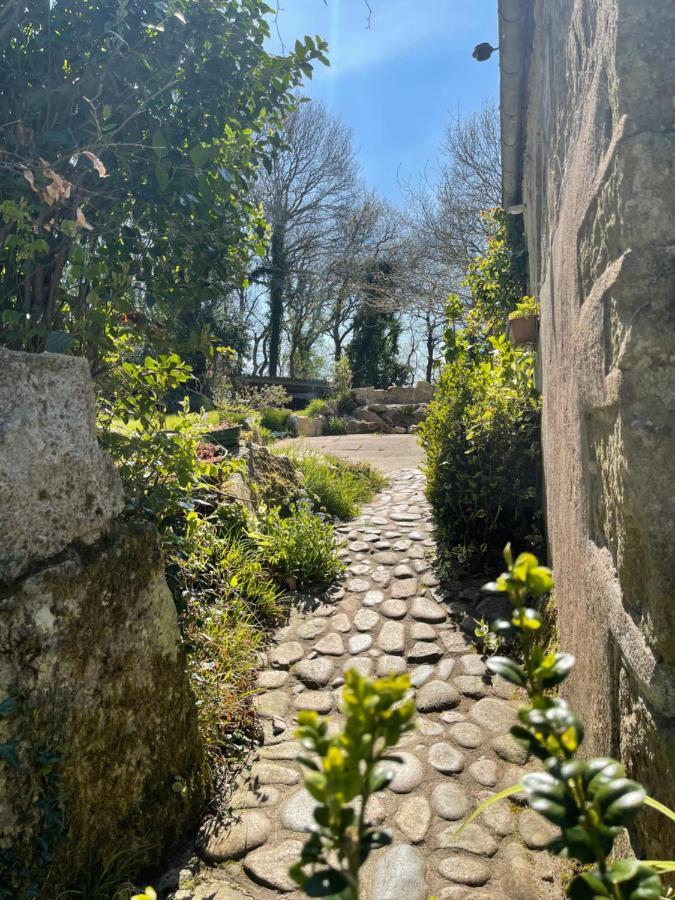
xmin=255 ymin=100 xmax=357 ymax=375
xmin=0 ymin=0 xmax=328 ymax=367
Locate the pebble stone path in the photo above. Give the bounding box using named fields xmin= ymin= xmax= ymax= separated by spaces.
xmin=170 ymin=469 xmax=562 ymax=900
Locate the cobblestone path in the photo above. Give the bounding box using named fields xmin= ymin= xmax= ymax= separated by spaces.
xmin=172 ymin=469 xmax=561 ymax=900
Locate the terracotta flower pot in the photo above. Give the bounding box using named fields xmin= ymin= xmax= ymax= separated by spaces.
xmin=508 ymin=315 xmax=539 ymax=345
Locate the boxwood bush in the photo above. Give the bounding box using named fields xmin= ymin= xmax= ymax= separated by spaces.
xmin=420 ymin=210 xmax=543 ymax=572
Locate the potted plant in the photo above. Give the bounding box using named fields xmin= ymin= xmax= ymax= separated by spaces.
xmin=507 ymin=296 xmax=539 ymax=345
xmin=205 ymin=420 xmax=242 ymax=450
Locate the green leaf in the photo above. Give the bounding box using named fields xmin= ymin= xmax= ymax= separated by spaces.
xmin=303 ymin=870 xmax=349 ymax=897
xmin=643 ymin=794 xmax=675 ymax=823
xmin=452 ymin=784 xmax=522 ymax=836
xmin=486 ymin=656 xmax=526 ymax=686
xmin=45 ymin=331 xmax=75 ymax=354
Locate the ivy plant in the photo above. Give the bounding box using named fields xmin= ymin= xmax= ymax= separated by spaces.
xmin=290 ymin=670 xmax=415 ymax=899
xmin=466 ymin=547 xmax=675 ymax=899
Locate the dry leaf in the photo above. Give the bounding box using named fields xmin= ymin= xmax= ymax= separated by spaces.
xmin=75 ymin=207 xmax=94 ymax=231
xmin=22 ymin=169 xmax=38 ymax=192
xmin=81 ymin=150 xmax=107 ymax=178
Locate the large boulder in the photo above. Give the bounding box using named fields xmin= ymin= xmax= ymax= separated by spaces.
xmin=287 ymin=414 xmax=323 ymax=437
xmin=243 ymin=442 xmax=304 ymax=508
xmin=413 ymin=380 xmax=437 ymax=403
xmin=0 ymin=349 xmax=124 ymax=585
xmin=384 ymin=385 xmax=416 ymax=404
xmin=353 ymin=387 xmax=386 ymax=405
xmin=344 ymin=419 xmax=378 ymax=434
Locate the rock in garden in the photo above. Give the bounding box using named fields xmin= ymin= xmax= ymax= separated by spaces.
xmin=411 ymin=622 xmax=437 ymax=641
xmin=270 ymin=642 xmax=304 ymax=669
xmin=429 ymin=742 xmax=465 ymax=774
xmin=363 ymin=588 xmax=386 ymax=606
xmin=410 ymin=664 xmax=435 ymax=687
xmin=197 ymin=811 xmax=271 ymax=862
xmin=411 ymin=596 xmax=446 ymax=623
xmin=469 ymin=756 xmax=500 ymax=787
xmin=434 ymin=823 xmax=498 ymax=856
xmin=518 ymin=810 xmax=559 ymax=849
xmin=380 ymin=598 xmax=408 ymax=619
xmin=407 ymin=641 xmax=442 ymax=663
xmin=343 ymin=657 xmax=374 ymax=677
xmin=354 ymin=608 xmax=380 ymax=631
xmin=314 ymin=632 xmax=345 ymax=656
xmin=393 ymin=563 xmax=415 ymax=578
xmin=459 ymin=654 xmax=487 ymax=675
xmin=391 ymin=578 xmax=418 ymax=599
xmin=260 ymin=741 xmax=305 ymax=761
xmin=281 ymin=788 xmax=319 ymax=832
xmin=257 ymin=670 xmax=288 ymax=689
xmin=377 ymin=654 xmax=407 ymax=676
xmin=243 ymin=839 xmax=304 ymax=892
xmin=416 ymin=680 xmax=460 ymax=712
xmin=230 ymin=783 xmax=280 ymax=809
xmin=454 ymin=675 xmax=489 ymax=698
xmin=437 ymin=854 xmax=491 ymax=886
xmin=331 ymin=613 xmax=351 ymax=632
xmin=395 ymin=796 xmax=432 ymax=844
xmin=250 ymin=762 xmax=300 ymax=786
xmin=470 ymin=698 xmax=517 ymax=733
xmin=293 ymin=691 xmax=333 ymax=713
xmin=379 ymin=751 xmax=425 ymax=793
xmin=254 ymin=690 xmax=290 ymax=720
xmin=490 ymin=733 xmax=529 ymax=765
xmin=349 ymin=633 xmax=373 ymax=654
xmin=448 ymin=722 xmax=484 ymax=749
xmin=345 ymin=577 xmax=370 ymax=593
xmin=296 ymin=619 xmax=327 ymax=640
xmin=370 ymin=844 xmax=427 ymax=900
xmin=378 ymin=620 xmax=406 ymax=653
xmin=293 ymin=657 xmax=334 ymax=688
xmin=431 ymin=783 xmax=470 ymax=820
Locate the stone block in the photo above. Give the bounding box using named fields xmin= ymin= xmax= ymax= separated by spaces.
xmin=384 ymin=385 xmax=416 ymax=404
xmin=413 ymin=381 xmax=436 ymax=402
xmin=0 ymin=349 xmax=124 ymax=584
xmin=0 ymin=522 xmax=205 ymax=892
xmin=287 ymin=414 xmax=323 ymax=437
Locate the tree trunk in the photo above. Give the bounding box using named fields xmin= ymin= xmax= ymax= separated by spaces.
xmin=268 ymin=222 xmax=285 ymax=377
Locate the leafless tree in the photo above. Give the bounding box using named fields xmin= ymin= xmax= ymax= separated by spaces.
xmin=255 ymin=100 xmax=358 ymax=376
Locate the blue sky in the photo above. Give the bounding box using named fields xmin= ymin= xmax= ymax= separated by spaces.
xmin=271 ymin=1 xmax=500 ymax=203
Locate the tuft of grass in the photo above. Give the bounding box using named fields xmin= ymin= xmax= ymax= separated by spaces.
xmin=300 ymin=398 xmax=327 ymax=418
xmin=260 ymin=407 xmax=293 ymax=432
xmin=279 ymin=450 xmax=388 ymax=520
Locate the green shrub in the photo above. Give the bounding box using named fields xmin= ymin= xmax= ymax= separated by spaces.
xmin=260 ymin=407 xmax=293 ymax=432
xmin=302 ymin=398 xmax=328 ymax=418
xmin=467 ymin=547 xmax=675 ymax=899
xmin=291 ymin=671 xmax=415 ymax=898
xmin=281 ymin=451 xmax=387 ymax=520
xmin=420 ymin=209 xmax=543 ymax=573
xmin=421 ymin=333 xmax=542 ymax=571
xmin=249 ymin=501 xmax=344 ymax=589
xmin=324 ymin=415 xmax=348 ymax=435
xmin=508 ymin=295 xmax=540 ymax=321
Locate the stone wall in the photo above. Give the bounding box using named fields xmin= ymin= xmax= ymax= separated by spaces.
xmin=0 ymin=350 xmax=205 ymax=895
xmin=513 ymin=0 xmax=674 ymax=857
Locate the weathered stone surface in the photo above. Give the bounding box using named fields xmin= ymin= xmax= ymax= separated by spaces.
xmin=428 ymin=742 xmax=465 ymax=774
xmin=468 ymin=757 xmax=500 ymax=787
xmin=377 ymin=654 xmax=407 ymax=676
xmin=331 ymin=613 xmax=352 ymax=633
xmin=395 ymin=796 xmax=432 ymax=843
xmin=431 ymin=783 xmax=470 ymax=820
xmin=344 ymin=657 xmax=374 ymax=677
xmin=197 ymin=811 xmax=271 ymax=862
xmin=370 ymin=843 xmax=427 ymax=900
xmin=349 ymin=633 xmax=373 ymax=654
xmin=255 ymin=691 xmax=290 ymax=720
xmin=250 ymin=763 xmax=300 ymax=786
xmin=0 ymin=350 xmax=124 ymax=584
xmin=381 ymin=598 xmax=408 ymax=619
xmin=434 ymin=823 xmax=498 ymax=857
xmin=259 ymin=742 xmax=304 ymax=762
xmin=363 ymin=588 xmax=386 ymax=606
xmin=378 ymin=620 xmax=406 ymax=654
xmin=293 ymin=658 xmax=334 ymax=688
xmin=411 ymin=622 xmax=437 ymax=641
xmin=345 ymin=577 xmax=370 ymax=593
xmin=417 ymin=681 xmax=461 ymax=712
xmin=393 ymin=563 xmax=416 ymax=578
xmin=257 ymin=670 xmax=288 ymax=689
xmin=518 ymin=810 xmax=559 ymax=850
xmin=293 ymin=691 xmax=333 ymax=713
xmin=391 ymin=578 xmax=418 ymax=599
xmin=437 ymin=855 xmax=491 ymax=886
xmin=517 ymin=0 xmax=675 ymax=858
xmin=270 ymin=642 xmax=304 ymax=669
xmin=490 ymin=733 xmax=529 ymax=765
xmin=379 ymin=752 xmax=425 ymax=793
xmin=448 ymin=722 xmax=484 ymax=749
xmin=230 ymin=783 xmax=281 ymax=808
xmin=437 ymin=658 xmax=456 ymax=680
xmin=0 ymin=521 xmax=205 ymax=890
xmin=410 ymin=664 xmax=435 ymax=687
xmin=470 ymin=698 xmax=517 ymax=733
xmin=459 ymin=655 xmax=487 ymax=676
xmin=280 ymin=788 xmax=318 ymax=832
xmin=454 ymin=676 xmax=489 ymax=699
xmin=407 ymin=642 xmax=442 ymax=663
xmin=354 ymin=609 xmax=380 ymax=631
xmin=314 ymin=632 xmax=345 ymax=656
xmin=411 ymin=597 xmax=446 ymax=623
xmin=243 ymin=839 xmax=303 ymax=892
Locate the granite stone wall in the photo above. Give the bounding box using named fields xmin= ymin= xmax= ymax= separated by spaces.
xmin=519 ymin=0 xmax=674 ymax=857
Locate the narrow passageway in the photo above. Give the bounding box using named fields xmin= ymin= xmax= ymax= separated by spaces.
xmin=172 ymin=453 xmax=561 ymax=899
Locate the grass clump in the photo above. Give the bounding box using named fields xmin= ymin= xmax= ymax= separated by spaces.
xmin=280 ymin=451 xmax=388 ymax=520
xmin=301 ymin=398 xmax=328 ymax=418
xmin=260 ymin=407 xmax=293 ymax=432
xmin=249 ymin=501 xmax=345 ymax=590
